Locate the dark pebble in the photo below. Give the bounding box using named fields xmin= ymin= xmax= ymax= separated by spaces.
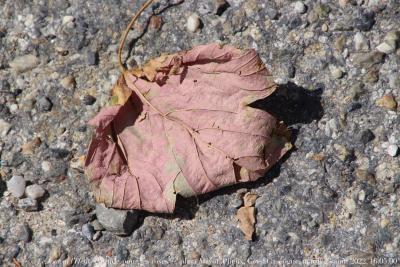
xmin=8 ymin=245 xmax=20 ymax=260
xmin=13 ymin=88 xmax=23 ymax=97
xmin=0 ymin=80 xmax=10 ymax=91
xmin=77 ymin=125 xmax=87 ymax=132
xmin=82 ymin=223 xmax=95 ymax=240
xmin=0 ymin=104 xmax=10 ymax=117
xmin=359 ymin=129 xmax=375 ymax=144
xmin=267 ymin=8 xmax=279 ymax=20
xmin=82 ymin=95 xmax=96 ymax=105
xmin=374 ymin=228 xmax=392 ymax=249
xmin=50 ymin=148 xmax=70 ymax=159
xmin=18 ymin=223 xmax=32 ymax=243
xmin=87 ymin=51 xmax=99 ymax=66
xmin=354 ymin=11 xmax=375 ymax=31
xmin=116 ymin=244 xmax=130 ymax=262
xmin=18 ymin=198 xmax=39 ymax=212
xmin=280 ymin=185 xmax=292 ymax=196
xmin=214 ymin=0 xmax=230 ymax=16
xmin=346 ymin=102 xmax=362 ymax=113
xmin=36 ymin=96 xmax=53 ymax=112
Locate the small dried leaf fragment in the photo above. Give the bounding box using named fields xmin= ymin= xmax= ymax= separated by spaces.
xmin=243 ymin=192 xmax=258 ymax=207
xmin=236 ymin=206 xmax=256 ymax=240
xmin=21 ymin=137 xmax=41 ymax=155
xmin=237 ymin=192 xmax=258 ymax=240
xmin=376 ymin=94 xmax=397 ymax=111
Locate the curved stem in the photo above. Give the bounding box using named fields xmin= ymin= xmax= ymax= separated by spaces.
xmin=118 ymin=0 xmax=156 ymax=73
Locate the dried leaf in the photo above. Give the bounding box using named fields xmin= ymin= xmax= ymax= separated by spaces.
xmin=376 ymin=94 xmax=398 ymax=111
xmin=21 ymin=137 xmax=41 ymax=155
xmin=85 ymin=43 xmax=291 ymax=213
xmin=243 ymin=192 xmax=258 ymax=207
xmin=236 ymin=206 xmax=256 ymax=240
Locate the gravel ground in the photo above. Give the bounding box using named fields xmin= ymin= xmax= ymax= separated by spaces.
xmin=1 ymin=0 xmax=399 ymax=266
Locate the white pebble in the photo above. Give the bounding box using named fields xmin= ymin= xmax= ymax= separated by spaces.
xmin=25 ymin=184 xmax=46 ymax=200
xmin=9 ymin=104 xmax=18 ymax=113
xmin=6 ymin=175 xmax=26 ymax=198
xmin=41 ymin=161 xmax=51 ymax=172
xmin=293 ymin=1 xmax=307 ymax=14
xmin=0 ymin=119 xmax=12 ymax=137
xmin=387 ymin=144 xmax=399 ymax=157
xmin=344 ymin=198 xmax=356 ymax=213
xmin=9 ymin=54 xmax=39 ymax=74
xmin=186 ymin=14 xmax=201 ymax=33
xmin=354 ymin=32 xmax=369 ymax=51
xmin=62 ymin=16 xmax=75 ymax=25
xmin=376 ymin=41 xmax=396 ymax=54
xmin=330 ymin=66 xmax=343 ymax=79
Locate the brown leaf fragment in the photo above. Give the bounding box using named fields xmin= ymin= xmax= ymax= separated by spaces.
xmin=376 ymin=94 xmax=398 ymax=111
xmin=311 ymin=152 xmax=325 ymax=161
xmin=149 ymin=15 xmax=163 ymax=30
xmin=21 ymin=137 xmax=41 ymax=155
xmin=236 ymin=206 xmax=256 ymax=240
xmin=243 ymin=192 xmax=258 ymax=207
xmin=110 ymin=76 xmax=132 ymax=106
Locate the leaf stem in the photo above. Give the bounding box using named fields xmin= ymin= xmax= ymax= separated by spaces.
xmin=118 ymin=0 xmax=156 ymax=73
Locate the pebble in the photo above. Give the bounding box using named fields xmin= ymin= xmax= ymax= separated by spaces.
xmin=18 ymin=198 xmax=39 ymax=211
xmin=321 ymin=23 xmax=328 ymax=32
xmin=62 ymin=15 xmax=75 ymax=25
xmin=359 ymin=129 xmax=375 ymax=144
xmin=6 ymin=175 xmax=26 ymax=198
xmin=0 ymin=119 xmax=11 ymax=137
xmin=87 ymin=51 xmax=99 ymax=66
xmin=82 ymin=223 xmax=95 ymax=240
xmin=0 ymin=80 xmax=10 ymax=90
xmin=9 ymin=54 xmax=39 ymax=73
xmin=36 ymin=96 xmax=53 ymax=112
xmin=41 ymin=161 xmax=51 ymax=172
xmin=387 ymin=145 xmax=398 ymax=157
xmin=338 ymin=0 xmax=348 ymax=8
xmin=230 ymin=198 xmax=243 ymax=209
xmin=293 ymin=1 xmax=307 ymax=14
xmin=376 ymin=94 xmax=397 ymax=111
xmin=214 ymin=0 xmax=230 ymax=16
xmin=376 ymin=42 xmax=396 ymax=54
xmin=25 ymin=184 xmax=45 ymax=200
xmin=388 ymin=73 xmax=400 ymax=89
xmin=377 ymin=31 xmax=399 ymax=54
xmin=17 ymin=223 xmax=32 ymax=243
xmin=93 ymin=231 xmax=102 ymax=241
xmin=363 ymin=68 xmax=379 ymax=84
xmin=60 ymin=75 xmax=76 ymax=89
xmin=333 ymin=144 xmax=350 ymax=161
xmin=95 ymin=204 xmax=140 ymax=236
xmin=91 ymin=219 xmax=104 ymax=231
xmin=48 ymin=245 xmax=62 ymax=262
xmin=82 ymin=95 xmax=96 ymax=105
xmin=186 ymin=14 xmax=201 ymax=33
xmin=344 ymin=197 xmax=356 ymax=213
xmin=354 ymin=11 xmax=375 ymax=32
xmin=330 ymin=66 xmax=343 ymax=79
xmin=352 ymin=51 xmax=384 ymax=68
xmin=354 ymin=32 xmax=369 ymax=51
xmin=350 ymin=83 xmax=364 ymax=100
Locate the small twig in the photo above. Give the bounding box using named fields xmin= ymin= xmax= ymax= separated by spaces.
xmin=118 ymin=0 xmax=156 ymax=73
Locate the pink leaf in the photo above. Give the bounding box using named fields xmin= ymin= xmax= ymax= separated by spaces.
xmin=85 ymin=43 xmax=291 ymax=213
